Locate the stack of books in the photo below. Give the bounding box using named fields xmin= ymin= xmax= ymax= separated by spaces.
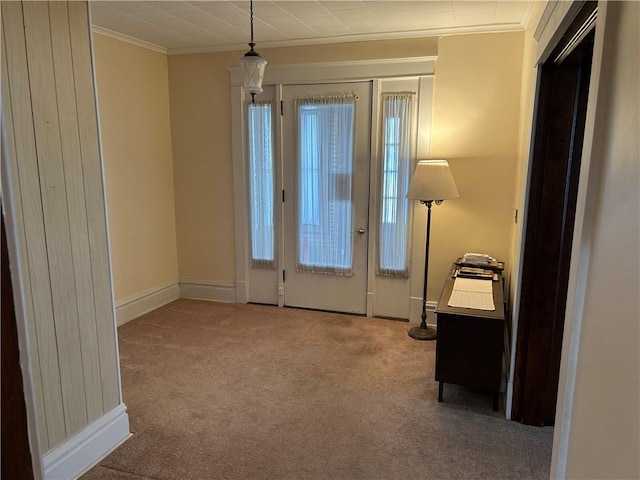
xmin=453 ymin=253 xmax=503 ymax=281
xmin=462 ymin=253 xmax=498 ymax=266
xmin=455 ymin=266 xmax=495 ymax=280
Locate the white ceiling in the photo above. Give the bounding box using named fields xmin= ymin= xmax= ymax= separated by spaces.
xmin=90 ymin=1 xmax=536 ymax=55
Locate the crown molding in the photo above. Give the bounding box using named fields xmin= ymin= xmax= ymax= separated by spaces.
xmin=520 ymin=1 xmax=537 ymax=30
xmin=167 ymin=23 xmax=524 ymax=56
xmin=90 ymin=20 xmax=525 ymax=57
xmin=91 ymin=25 xmax=168 ymax=55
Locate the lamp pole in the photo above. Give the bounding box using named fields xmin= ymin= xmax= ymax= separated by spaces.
xmin=409 ymin=200 xmax=438 ymax=340
xmin=405 ymin=159 xmax=459 ymax=340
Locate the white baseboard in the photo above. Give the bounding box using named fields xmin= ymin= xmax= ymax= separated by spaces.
xmin=115 ymin=280 xmax=180 ymax=326
xmin=43 ymin=403 xmax=131 ymax=480
xmin=179 ymin=280 xmax=236 ymax=303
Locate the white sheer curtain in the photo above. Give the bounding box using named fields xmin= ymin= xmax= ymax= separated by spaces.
xmin=378 ymin=92 xmax=415 ymax=276
xmin=247 ymin=101 xmax=275 ymax=268
xmin=295 ymin=95 xmax=357 ymax=275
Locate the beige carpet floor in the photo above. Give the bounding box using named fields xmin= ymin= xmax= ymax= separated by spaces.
xmin=82 ymin=299 xmax=553 ymax=480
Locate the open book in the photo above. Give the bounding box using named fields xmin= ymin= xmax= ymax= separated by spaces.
xmin=447 ymin=277 xmax=495 ymax=310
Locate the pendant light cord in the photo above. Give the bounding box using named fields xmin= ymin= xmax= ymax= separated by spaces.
xmin=250 ymin=0 xmax=254 ymax=44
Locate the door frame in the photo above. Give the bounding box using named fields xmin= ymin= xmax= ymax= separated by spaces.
xmin=512 ymin=23 xmax=594 ymax=426
xmin=507 ymin=2 xmax=597 ymax=418
xmin=229 ymin=57 xmax=435 ymax=321
xmin=503 ymin=0 xmax=620 ymax=475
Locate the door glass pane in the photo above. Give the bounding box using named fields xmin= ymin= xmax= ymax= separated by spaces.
xmin=295 ymin=96 xmax=356 ymax=275
xmin=247 ymin=101 xmax=275 ymax=268
xmin=378 ymin=93 xmax=414 ymax=277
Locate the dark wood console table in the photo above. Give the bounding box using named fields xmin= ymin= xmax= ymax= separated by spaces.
xmin=435 ymin=264 xmax=505 ymax=411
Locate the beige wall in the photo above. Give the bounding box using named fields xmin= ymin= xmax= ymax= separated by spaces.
xmin=168 ymin=51 xmax=236 ymax=282
xmin=94 ymin=34 xmax=178 ymax=302
xmin=168 ymin=37 xmax=438 ymax=284
xmin=169 ymin=33 xmax=523 ymax=304
xmin=558 ymin=1 xmax=640 ymax=477
xmin=509 ymin=1 xmax=545 ymax=305
xmin=253 ymin=36 xmax=438 ymax=65
xmin=428 ymin=31 xmax=523 ymax=300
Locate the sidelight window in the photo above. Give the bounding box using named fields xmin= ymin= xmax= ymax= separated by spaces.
xmin=247 ymin=101 xmax=275 ymax=268
xmin=378 ymin=92 xmax=415 ymax=276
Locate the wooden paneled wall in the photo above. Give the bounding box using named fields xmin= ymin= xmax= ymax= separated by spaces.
xmin=1 ymin=1 xmax=120 ymax=453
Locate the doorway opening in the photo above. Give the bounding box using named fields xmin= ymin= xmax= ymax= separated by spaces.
xmin=512 ymin=3 xmax=597 ymax=426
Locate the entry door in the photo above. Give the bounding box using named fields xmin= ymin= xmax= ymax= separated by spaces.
xmin=282 ymin=82 xmax=371 ymax=314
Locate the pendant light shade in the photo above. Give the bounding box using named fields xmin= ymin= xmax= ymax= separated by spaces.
xmin=240 ymin=47 xmax=267 ymax=98
xmin=241 ymin=0 xmax=266 ymax=102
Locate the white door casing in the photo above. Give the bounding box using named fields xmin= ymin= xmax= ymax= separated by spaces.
xmin=230 ymin=58 xmax=435 ymax=320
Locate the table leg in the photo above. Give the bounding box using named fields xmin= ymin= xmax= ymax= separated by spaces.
xmin=438 ymin=381 xmax=444 ymax=402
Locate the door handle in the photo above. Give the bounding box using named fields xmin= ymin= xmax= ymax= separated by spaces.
xmin=356 ymin=227 xmax=366 ymax=235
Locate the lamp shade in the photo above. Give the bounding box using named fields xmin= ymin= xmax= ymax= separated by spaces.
xmin=240 ymin=54 xmax=267 ymax=96
xmin=406 ymin=159 xmax=459 ymax=201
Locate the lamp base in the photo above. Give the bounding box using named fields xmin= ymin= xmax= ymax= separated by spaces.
xmin=408 ymin=325 xmax=437 ymax=341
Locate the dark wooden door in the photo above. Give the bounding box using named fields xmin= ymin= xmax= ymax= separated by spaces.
xmin=512 ymin=25 xmax=595 ymax=426
xmin=1 ymin=209 xmax=35 ymax=480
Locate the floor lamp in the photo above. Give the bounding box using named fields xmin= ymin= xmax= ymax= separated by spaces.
xmin=406 ymin=160 xmax=460 ymax=341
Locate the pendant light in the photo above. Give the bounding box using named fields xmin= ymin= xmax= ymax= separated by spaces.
xmin=240 ymin=0 xmax=267 ymax=103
